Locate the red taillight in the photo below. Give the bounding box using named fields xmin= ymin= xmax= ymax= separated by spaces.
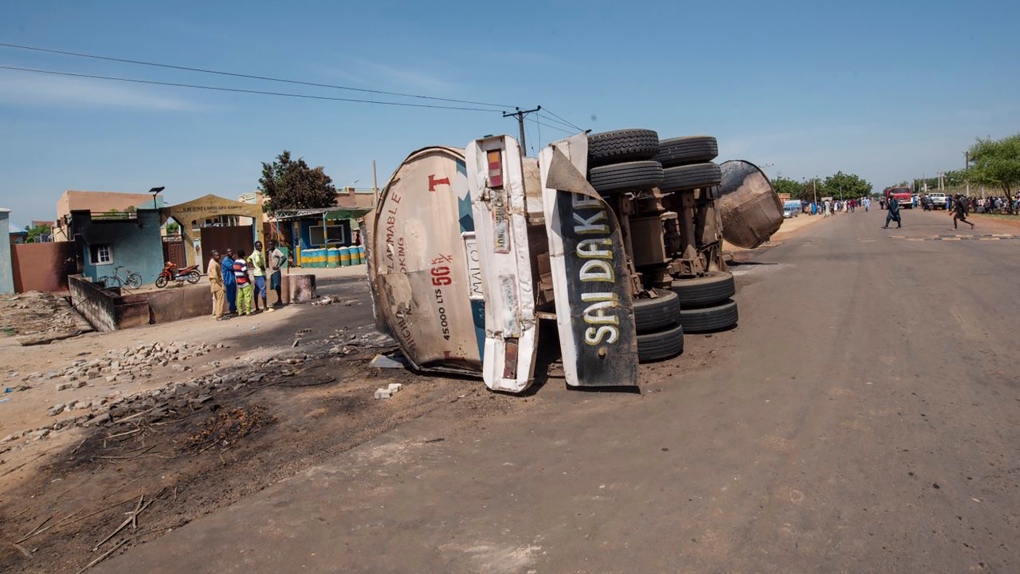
xmin=487 ymin=149 xmax=503 ymax=189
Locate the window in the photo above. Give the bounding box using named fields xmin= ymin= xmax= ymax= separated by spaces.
xmin=309 ymin=223 xmax=349 ymax=246
xmin=89 ymin=244 xmax=113 ymax=265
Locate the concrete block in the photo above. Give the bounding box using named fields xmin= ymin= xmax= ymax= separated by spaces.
xmin=387 ymin=383 xmax=403 ymax=393
xmin=374 ymin=388 xmax=392 ymax=400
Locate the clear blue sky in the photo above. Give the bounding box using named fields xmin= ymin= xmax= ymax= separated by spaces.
xmin=1 ymin=0 xmax=1017 ymax=223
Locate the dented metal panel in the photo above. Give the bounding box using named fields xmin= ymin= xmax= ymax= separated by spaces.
xmin=466 ymin=136 xmax=538 ymax=393
xmin=540 ymin=135 xmax=638 ymax=388
xmin=369 ymin=146 xmax=484 ymax=373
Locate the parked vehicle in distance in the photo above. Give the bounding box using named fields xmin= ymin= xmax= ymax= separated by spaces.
xmin=782 ymin=200 xmax=802 ymax=218
xmin=884 ymin=186 xmax=913 ymax=209
xmin=928 ymin=192 xmax=948 ymax=210
xmin=98 ymin=265 xmax=142 ymax=289
xmin=155 ymin=261 xmax=201 ymax=288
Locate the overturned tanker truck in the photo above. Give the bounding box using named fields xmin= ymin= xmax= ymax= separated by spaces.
xmin=366 ymin=130 xmax=782 ymax=394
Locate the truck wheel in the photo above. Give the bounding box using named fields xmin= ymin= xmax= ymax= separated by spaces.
xmin=655 ymin=136 xmax=718 ymax=167
xmin=633 ymin=288 xmax=680 ymax=334
xmin=587 ymin=129 xmax=660 ymax=167
xmin=670 ymin=272 xmax=735 ymax=308
xmin=660 ymin=163 xmax=722 ymax=193
xmin=678 ymin=299 xmax=738 ymax=333
xmin=589 ymin=161 xmax=663 ymax=195
xmin=637 ymin=323 xmax=685 ymax=363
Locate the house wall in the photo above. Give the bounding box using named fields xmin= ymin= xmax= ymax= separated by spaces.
xmin=11 ymin=241 xmax=76 ymax=292
xmin=76 ymin=210 xmax=164 ymax=285
xmin=0 ymin=209 xmax=13 ymax=294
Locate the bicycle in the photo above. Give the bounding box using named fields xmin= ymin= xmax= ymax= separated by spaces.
xmin=97 ymin=265 xmax=143 ymax=289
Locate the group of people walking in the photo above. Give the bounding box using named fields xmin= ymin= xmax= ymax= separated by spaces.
xmin=206 ymin=240 xmax=286 ymax=320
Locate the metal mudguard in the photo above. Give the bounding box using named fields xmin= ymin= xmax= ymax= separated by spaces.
xmin=540 ymin=135 xmax=638 ymax=388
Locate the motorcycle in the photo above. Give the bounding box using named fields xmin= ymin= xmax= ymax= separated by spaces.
xmin=155 ymin=261 xmax=201 ymax=288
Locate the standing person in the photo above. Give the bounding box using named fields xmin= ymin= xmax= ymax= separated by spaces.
xmin=207 ymin=250 xmax=227 ymax=320
xmin=267 ymin=240 xmax=285 ymax=310
xmin=952 ymin=194 xmax=975 ymax=230
xmin=883 ymin=195 xmax=901 ymax=228
xmin=247 ymin=241 xmax=267 ymax=313
xmin=233 ymin=249 xmax=253 ymax=316
xmin=221 ymin=248 xmax=237 ymax=315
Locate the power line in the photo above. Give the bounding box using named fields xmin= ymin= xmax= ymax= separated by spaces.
xmin=0 ymin=41 xmax=513 ymax=109
xmin=532 ymin=115 xmax=542 ymax=152
xmin=0 ymin=65 xmax=499 ymax=112
xmin=539 ymin=107 xmax=585 ymax=132
xmin=534 ymin=119 xmax=575 ymax=135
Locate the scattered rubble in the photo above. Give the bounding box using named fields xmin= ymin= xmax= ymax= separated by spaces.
xmin=15 ymin=341 xmax=211 ymax=390
xmin=0 ymin=291 xmax=94 ymax=344
xmin=374 ymin=382 xmax=404 ymax=399
xmin=1 ymin=328 xmax=401 ymax=447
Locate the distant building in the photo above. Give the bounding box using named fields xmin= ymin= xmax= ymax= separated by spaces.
xmin=9 ymin=223 xmax=28 ymax=244
xmin=53 ymin=190 xmax=165 ymax=242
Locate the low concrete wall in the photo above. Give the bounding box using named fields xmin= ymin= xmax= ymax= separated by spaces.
xmin=69 ymin=275 xmax=117 ymax=332
xmin=121 ymin=285 xmax=210 ymax=324
xmin=71 ymin=275 xmax=212 ymax=330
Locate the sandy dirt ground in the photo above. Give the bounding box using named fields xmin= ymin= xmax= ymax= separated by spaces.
xmin=1 ymin=215 xmax=835 ymax=573
xmin=0 ymin=265 xmax=523 ymax=573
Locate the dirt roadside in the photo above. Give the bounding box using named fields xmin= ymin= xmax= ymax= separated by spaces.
xmin=0 ymin=215 xmax=827 ymax=574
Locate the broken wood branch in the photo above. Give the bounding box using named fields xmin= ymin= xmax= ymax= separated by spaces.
xmin=15 ymin=514 xmax=53 ymax=544
xmin=76 ymin=538 xmax=129 ymax=574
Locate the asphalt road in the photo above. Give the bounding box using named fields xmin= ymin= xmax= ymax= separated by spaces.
xmin=99 ymin=208 xmax=1020 ymax=573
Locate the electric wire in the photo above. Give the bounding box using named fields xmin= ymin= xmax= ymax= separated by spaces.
xmin=0 ymin=65 xmax=498 ymax=112
xmin=539 ymin=107 xmax=585 ymax=132
xmin=0 ymin=41 xmax=513 ymax=109
xmin=535 ymin=112 xmax=578 ymax=132
xmin=533 ymin=115 xmax=542 ymax=151
xmin=532 ymin=119 xmax=574 ymax=135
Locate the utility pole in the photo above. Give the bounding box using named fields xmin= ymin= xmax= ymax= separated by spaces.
xmin=965 ymin=151 xmax=970 ymax=197
xmin=372 ymin=160 xmax=379 ymax=207
xmin=503 ymin=106 xmax=541 ymax=152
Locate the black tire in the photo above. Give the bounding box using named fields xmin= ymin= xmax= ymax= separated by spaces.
xmin=678 ymin=299 xmax=738 ymax=333
xmin=587 ymin=129 xmax=659 ymax=167
xmin=126 ymin=273 xmax=143 ymax=289
xmin=660 ymin=163 xmax=722 ymax=193
xmin=155 ymin=275 xmax=168 ymax=288
xmin=186 ymin=270 xmax=201 ymax=284
xmin=589 ymin=161 xmax=663 ymax=195
xmin=637 ymin=323 xmax=685 ymax=363
xmin=670 ymin=272 xmax=735 ymax=308
xmin=633 ymin=289 xmax=680 ymax=334
xmin=654 ymin=136 xmax=719 ymax=167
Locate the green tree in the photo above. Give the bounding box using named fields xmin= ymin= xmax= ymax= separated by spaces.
xmin=165 ymin=221 xmax=180 ymax=235
xmin=967 ymin=134 xmax=1020 ymax=214
xmin=259 ymin=150 xmax=338 ymax=213
xmin=822 ymin=171 xmax=872 ymax=200
xmin=771 ymin=176 xmax=800 ymax=198
xmin=26 ymin=224 xmax=50 ymax=243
